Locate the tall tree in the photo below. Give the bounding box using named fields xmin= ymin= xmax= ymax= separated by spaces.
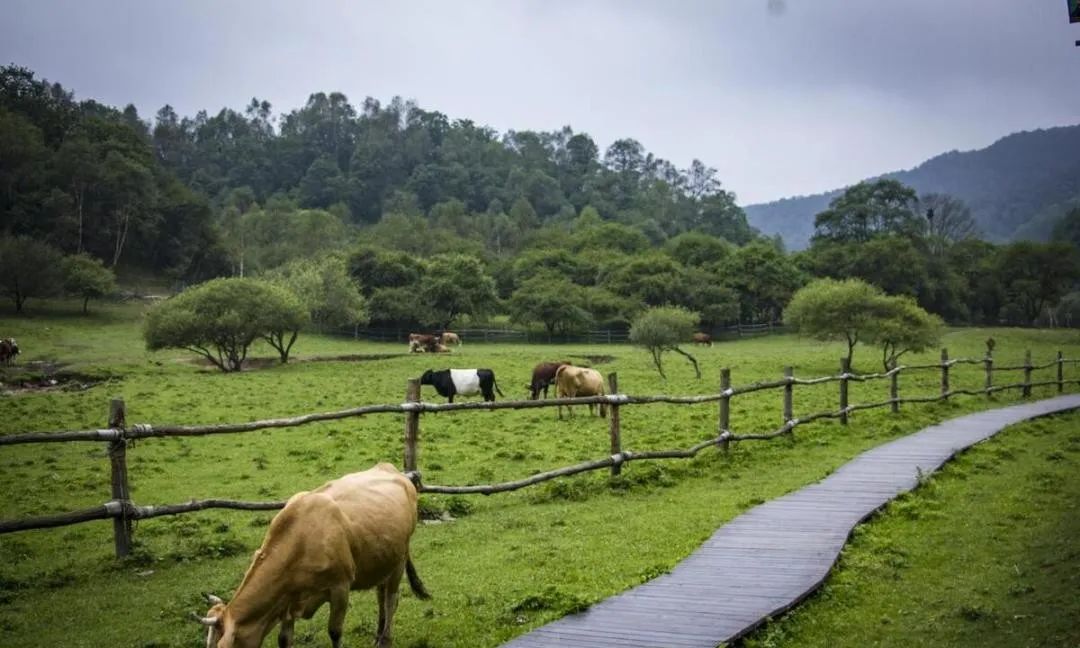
xmin=812 ymin=179 xmax=921 ymax=244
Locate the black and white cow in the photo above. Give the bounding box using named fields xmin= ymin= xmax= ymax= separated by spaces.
xmin=419 ymin=369 xmax=504 ymax=403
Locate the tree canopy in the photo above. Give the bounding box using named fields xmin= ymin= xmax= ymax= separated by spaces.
xmin=783 ymin=278 xmax=884 ymax=368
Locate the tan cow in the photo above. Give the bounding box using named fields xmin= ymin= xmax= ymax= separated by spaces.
xmin=196 ymin=464 xmax=429 ymax=648
xmin=554 ymin=365 xmax=607 ymax=419
xmin=440 ymin=331 xmax=461 ymax=346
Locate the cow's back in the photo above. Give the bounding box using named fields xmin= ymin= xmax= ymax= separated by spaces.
xmin=314 ymin=464 xmax=419 ymax=588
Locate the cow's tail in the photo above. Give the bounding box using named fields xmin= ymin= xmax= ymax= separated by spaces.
xmin=493 ymin=378 xmax=504 ymax=397
xmin=406 ymin=556 xmax=431 ymax=600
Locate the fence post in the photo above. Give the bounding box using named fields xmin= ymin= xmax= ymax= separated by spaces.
xmin=107 ymin=398 xmax=132 ymax=558
xmin=403 ymin=379 xmax=420 ymax=473
xmin=783 ymin=366 xmax=793 ymax=428
xmin=940 ymin=348 xmax=950 ymax=401
xmin=890 ymin=360 xmax=900 ymax=413
xmin=1023 ymin=350 xmax=1032 ymax=398
xmin=1058 ymin=350 xmax=1064 ymax=394
xmin=839 ymin=357 xmax=850 ymax=425
xmin=984 ymin=353 xmax=993 ymax=398
xmin=719 ymin=368 xmax=731 ymax=452
xmin=608 ymin=373 xmax=622 ymax=476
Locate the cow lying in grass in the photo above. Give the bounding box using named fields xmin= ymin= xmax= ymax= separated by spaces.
xmin=554 ymin=365 xmax=607 ymax=419
xmin=419 ymin=368 xmax=503 ymax=402
xmin=196 ymin=463 xmax=429 ymax=648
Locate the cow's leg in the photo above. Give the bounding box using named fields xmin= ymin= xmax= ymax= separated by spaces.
xmin=327 ymin=586 xmax=349 ymax=648
xmin=278 ymin=618 xmax=295 ymax=648
xmin=375 ymin=583 xmax=387 ymax=645
xmin=376 ymin=565 xmax=406 ymax=648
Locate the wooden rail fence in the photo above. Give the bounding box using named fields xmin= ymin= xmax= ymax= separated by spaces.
xmin=1 ymin=348 xmax=1077 ymax=557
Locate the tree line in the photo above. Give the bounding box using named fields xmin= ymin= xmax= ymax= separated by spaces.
xmin=2 ymin=64 xmax=1080 ymax=342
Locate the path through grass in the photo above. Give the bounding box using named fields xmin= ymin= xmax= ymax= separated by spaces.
xmin=739 ymin=412 xmax=1080 ymax=648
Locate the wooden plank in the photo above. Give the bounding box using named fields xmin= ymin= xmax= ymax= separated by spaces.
xmin=498 ymin=394 xmax=1080 ymax=648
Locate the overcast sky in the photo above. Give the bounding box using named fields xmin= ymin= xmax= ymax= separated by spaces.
xmin=3 ymin=1 xmax=1079 ymax=204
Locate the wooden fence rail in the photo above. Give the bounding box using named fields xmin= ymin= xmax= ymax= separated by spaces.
xmin=1 ymin=349 xmax=1078 ymax=557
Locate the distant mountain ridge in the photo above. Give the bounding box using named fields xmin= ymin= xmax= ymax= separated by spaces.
xmin=742 ymin=124 xmax=1080 ymax=250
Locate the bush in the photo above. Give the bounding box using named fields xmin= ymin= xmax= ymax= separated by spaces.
xmin=629 ymin=306 xmax=701 ymax=378
xmin=144 ymin=277 xmax=308 ymax=371
xmin=62 ymin=253 xmax=116 ymax=314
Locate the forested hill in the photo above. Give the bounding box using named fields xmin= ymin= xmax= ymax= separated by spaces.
xmin=743 ymin=124 xmax=1080 ymax=250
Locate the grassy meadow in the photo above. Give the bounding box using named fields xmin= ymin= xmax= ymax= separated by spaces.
xmin=1 ymin=300 xmax=1078 ymax=647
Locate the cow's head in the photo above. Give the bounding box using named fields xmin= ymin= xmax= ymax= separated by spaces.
xmin=194 ymin=594 xmax=229 ymax=647
xmin=195 ymin=594 xmax=262 ymax=648
xmin=419 ymin=369 xmax=433 ymax=385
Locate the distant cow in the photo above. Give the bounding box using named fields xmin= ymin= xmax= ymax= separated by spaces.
xmin=554 ymin=365 xmax=607 ymax=419
xmin=195 ymin=463 xmax=429 ymax=648
xmin=419 ymin=368 xmax=503 ymax=403
xmin=0 ymin=338 xmax=18 ymax=365
xmin=692 ymin=332 xmax=712 ymax=347
xmin=528 ymin=361 xmax=571 ymax=400
xmin=440 ymin=331 xmax=461 ymax=346
xmin=408 ymin=333 xmax=440 ymax=353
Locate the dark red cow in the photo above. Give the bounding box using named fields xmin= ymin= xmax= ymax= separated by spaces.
xmin=528 ymin=361 xmax=571 ymax=400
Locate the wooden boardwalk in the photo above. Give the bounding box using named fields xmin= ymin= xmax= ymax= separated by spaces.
xmin=500 ymin=395 xmax=1080 ymax=648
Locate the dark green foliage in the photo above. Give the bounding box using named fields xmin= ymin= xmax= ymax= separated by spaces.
xmin=0 ymin=235 xmax=64 ymax=312
xmin=812 ymin=179 xmax=921 ymax=245
xmin=508 ymin=272 xmax=593 ymax=335
xmin=994 ymin=241 xmax=1080 ymax=325
xmin=722 ymin=241 xmax=804 ymax=323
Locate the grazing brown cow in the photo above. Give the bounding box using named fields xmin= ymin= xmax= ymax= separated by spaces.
xmin=554 ymin=365 xmax=607 ymax=419
xmin=692 ymin=332 xmax=712 ymax=347
xmin=440 ymin=331 xmax=461 ymax=346
xmin=196 ymin=464 xmax=430 ymax=648
xmin=528 ymin=361 xmax=571 ymax=400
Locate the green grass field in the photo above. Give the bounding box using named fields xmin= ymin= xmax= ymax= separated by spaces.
xmin=1 ymin=300 xmax=1078 ymax=647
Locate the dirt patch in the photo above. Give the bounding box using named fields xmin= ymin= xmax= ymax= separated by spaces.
xmin=191 ymin=353 xmax=410 ymax=370
xmin=306 ymin=353 xmax=408 ymax=363
xmin=1 ymin=372 xmax=104 ymax=395
xmin=568 ymin=354 xmax=616 ymax=366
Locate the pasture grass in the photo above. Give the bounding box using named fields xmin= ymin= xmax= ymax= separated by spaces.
xmin=738 ymin=412 xmax=1080 ymax=648
xmin=0 ymin=300 xmax=1078 ymax=647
